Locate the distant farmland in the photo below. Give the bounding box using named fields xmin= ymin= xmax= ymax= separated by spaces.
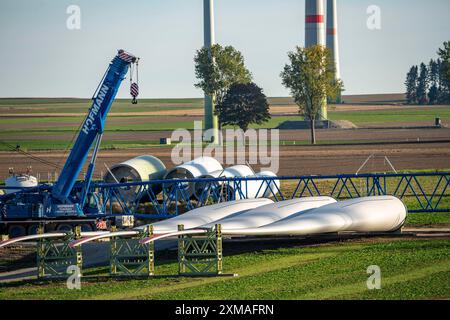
xmin=0 ymin=94 xmax=407 ymax=115
xmin=0 ymin=94 xmax=449 ymax=153
xmin=0 ymin=95 xmax=449 ymax=178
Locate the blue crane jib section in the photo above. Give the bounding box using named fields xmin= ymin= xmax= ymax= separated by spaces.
xmin=81 ymin=84 xmax=109 ymax=135
xmin=52 ymin=51 xmax=136 ymax=203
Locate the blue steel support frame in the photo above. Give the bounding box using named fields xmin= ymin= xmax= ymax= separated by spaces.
xmin=89 ymin=172 xmax=449 ymax=218
xmin=1 ymin=172 xmax=449 ymax=220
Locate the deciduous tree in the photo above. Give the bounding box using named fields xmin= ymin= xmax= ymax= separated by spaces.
xmin=280 ymin=45 xmax=343 ymax=144
xmin=194 ymin=44 xmax=252 ymax=127
xmin=216 ymin=82 xmax=271 ymax=132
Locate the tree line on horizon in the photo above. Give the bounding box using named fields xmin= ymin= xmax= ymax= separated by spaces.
xmin=405 ymin=42 xmax=450 ymax=105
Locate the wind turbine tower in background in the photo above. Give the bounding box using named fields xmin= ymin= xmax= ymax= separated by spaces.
xmin=326 ymin=0 xmax=342 ymax=103
xmin=326 ymin=0 xmax=341 ymax=81
xmin=305 ymin=0 xmax=327 ymax=119
xmin=305 ymin=0 xmax=326 ymax=48
xmin=203 ymin=0 xmax=219 ymax=143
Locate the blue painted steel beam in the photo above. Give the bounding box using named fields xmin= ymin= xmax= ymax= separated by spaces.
xmin=2 ymin=172 xmax=449 ymax=219
xmin=52 ymin=51 xmax=136 ymax=203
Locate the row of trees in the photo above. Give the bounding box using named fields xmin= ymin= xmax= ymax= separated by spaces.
xmin=405 ymin=42 xmax=450 ymax=105
xmin=193 ymin=41 xmax=450 ymax=143
xmin=194 ymin=44 xmax=342 ymax=144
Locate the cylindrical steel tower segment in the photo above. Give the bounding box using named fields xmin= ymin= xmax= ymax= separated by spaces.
xmin=203 ymin=0 xmax=219 ymax=143
xmin=305 ymin=0 xmax=325 ymax=47
xmin=326 ymin=0 xmax=340 ymax=81
xmin=305 ymin=0 xmax=327 ymax=120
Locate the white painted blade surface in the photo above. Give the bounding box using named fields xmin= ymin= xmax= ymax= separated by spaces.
xmin=202 ymin=197 xmax=337 ymax=230
xmin=222 ymin=196 xmax=407 ymax=236
xmin=136 ymin=198 xmax=274 ymax=234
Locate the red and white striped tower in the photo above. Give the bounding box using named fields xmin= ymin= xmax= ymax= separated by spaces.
xmin=305 ymin=0 xmax=325 ymax=48
xmin=326 ymin=0 xmax=341 ymax=81
xmin=305 ymin=0 xmax=327 ymax=119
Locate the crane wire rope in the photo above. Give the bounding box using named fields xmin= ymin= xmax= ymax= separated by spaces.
xmin=0 ymin=140 xmax=62 ymax=169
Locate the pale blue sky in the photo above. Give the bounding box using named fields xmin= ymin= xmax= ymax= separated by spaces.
xmin=0 ymin=0 xmax=449 ymax=98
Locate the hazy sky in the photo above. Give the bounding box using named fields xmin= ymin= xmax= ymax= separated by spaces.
xmin=0 ymin=0 xmax=449 ymax=98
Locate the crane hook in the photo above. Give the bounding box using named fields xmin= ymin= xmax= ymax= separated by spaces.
xmin=130 ymin=59 xmax=139 ymax=105
xmin=130 ymin=83 xmax=139 ymax=105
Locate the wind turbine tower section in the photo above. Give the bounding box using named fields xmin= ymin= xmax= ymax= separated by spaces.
xmin=305 ymin=0 xmax=327 ymax=120
xmin=203 ymin=0 xmax=219 ymax=143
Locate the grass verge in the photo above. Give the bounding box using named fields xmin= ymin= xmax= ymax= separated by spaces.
xmin=0 ymin=238 xmax=448 ymax=300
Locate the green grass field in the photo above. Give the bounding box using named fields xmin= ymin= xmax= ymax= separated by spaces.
xmin=1 ymin=109 xmax=448 ymax=151
xmin=406 ymin=212 xmax=450 ymax=227
xmin=0 ymin=115 xmax=306 ymax=132
xmin=2 ymin=108 xmax=449 ymax=129
xmin=0 ymin=238 xmax=448 ymax=300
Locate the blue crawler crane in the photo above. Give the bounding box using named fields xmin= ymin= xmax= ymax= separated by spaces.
xmin=0 ymin=50 xmax=140 ymax=236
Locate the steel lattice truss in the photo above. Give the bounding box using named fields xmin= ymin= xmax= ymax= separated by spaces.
xmin=90 ymin=172 xmax=450 ymax=219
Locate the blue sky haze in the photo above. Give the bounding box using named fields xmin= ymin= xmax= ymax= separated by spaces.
xmin=0 ymin=0 xmax=449 ymax=98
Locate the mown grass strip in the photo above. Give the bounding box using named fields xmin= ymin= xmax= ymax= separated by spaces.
xmin=95 ymin=252 xmax=337 ymax=300
xmin=0 ymin=235 xmax=448 ymax=300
